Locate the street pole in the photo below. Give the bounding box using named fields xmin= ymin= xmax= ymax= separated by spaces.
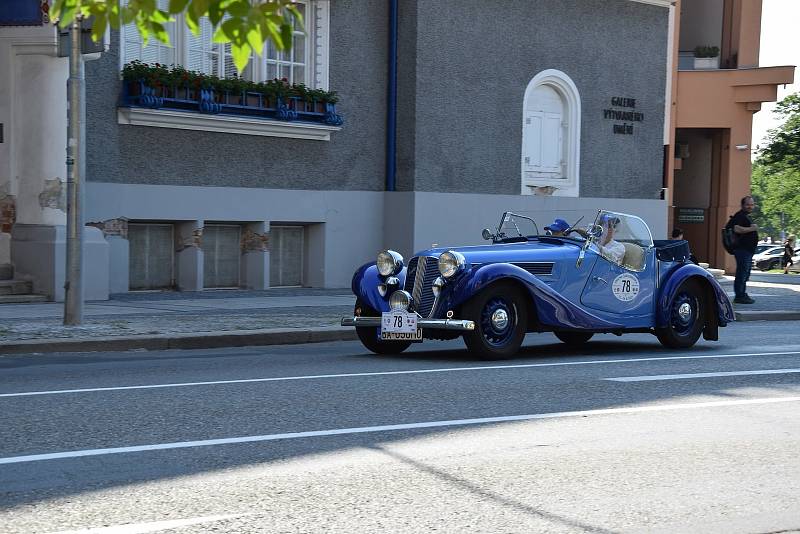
xmin=780 ymin=212 xmax=786 ymax=243
xmin=64 ymin=18 xmax=84 ymax=325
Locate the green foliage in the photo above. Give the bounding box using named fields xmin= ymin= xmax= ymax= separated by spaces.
xmin=49 ymin=0 xmax=302 ymax=72
xmin=757 ymin=93 xmax=800 ymax=171
xmin=751 ymin=93 xmax=800 ymax=239
xmin=121 ymin=61 xmax=339 ymax=103
xmin=693 ymin=45 xmax=720 ymax=58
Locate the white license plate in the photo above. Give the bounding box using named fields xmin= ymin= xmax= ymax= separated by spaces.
xmin=381 ymin=311 xmax=422 ymax=341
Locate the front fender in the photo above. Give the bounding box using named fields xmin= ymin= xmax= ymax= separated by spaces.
xmin=439 ymin=263 xmax=624 ymax=330
xmin=351 ymin=262 xmax=407 ymax=314
xmin=657 ymin=264 xmax=735 ymax=328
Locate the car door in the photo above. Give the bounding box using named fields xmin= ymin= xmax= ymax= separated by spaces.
xmin=579 ymin=246 xmax=655 ymax=316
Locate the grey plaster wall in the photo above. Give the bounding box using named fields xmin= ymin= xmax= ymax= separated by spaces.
xmin=10 ymin=224 xmax=109 ymax=301
xmin=87 ymin=183 xmax=666 ymax=289
xmin=84 ymin=1 xmax=389 ymax=191
xmin=400 ymin=0 xmax=669 ymax=199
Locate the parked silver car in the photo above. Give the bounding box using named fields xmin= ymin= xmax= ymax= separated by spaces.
xmin=753 ymin=246 xmax=785 ymax=271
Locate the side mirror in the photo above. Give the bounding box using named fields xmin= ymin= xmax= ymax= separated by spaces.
xmin=482 ymin=228 xmax=494 ymax=241
xmin=590 ymin=224 xmax=603 ymax=238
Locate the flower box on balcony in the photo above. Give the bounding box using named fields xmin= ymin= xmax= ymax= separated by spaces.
xmin=121 ymin=80 xmax=343 ymax=127
xmin=119 ymin=62 xmax=344 ymax=129
xmin=693 ymin=45 xmax=720 ymax=70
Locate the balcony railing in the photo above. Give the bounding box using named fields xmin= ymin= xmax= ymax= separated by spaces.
xmin=120 ymin=81 xmax=344 ymax=127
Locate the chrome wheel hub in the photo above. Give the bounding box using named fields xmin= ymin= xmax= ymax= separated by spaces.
xmin=491 ymin=309 xmax=509 ymax=330
xmin=678 ymin=302 xmax=692 ymax=321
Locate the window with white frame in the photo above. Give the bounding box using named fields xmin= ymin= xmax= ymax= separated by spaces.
xmin=121 ymin=0 xmax=329 ymax=89
xmin=521 ymin=69 xmax=581 ymax=197
xmin=121 ymin=0 xmax=176 ymax=66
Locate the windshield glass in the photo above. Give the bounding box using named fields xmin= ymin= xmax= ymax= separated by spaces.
xmin=580 ymin=211 xmax=652 ymax=271
xmin=489 ymin=210 xmax=652 ymax=248
xmin=496 ymin=212 xmax=538 ymax=239
xmin=589 ymin=211 xmax=653 ymax=247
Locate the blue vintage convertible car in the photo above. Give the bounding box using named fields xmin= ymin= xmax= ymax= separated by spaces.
xmin=342 ymin=210 xmax=735 ymax=359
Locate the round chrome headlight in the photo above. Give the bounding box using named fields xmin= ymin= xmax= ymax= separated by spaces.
xmin=389 ymin=290 xmax=412 ymax=311
xmin=438 ymin=250 xmax=466 ymax=278
xmin=377 ymin=250 xmax=404 ymax=277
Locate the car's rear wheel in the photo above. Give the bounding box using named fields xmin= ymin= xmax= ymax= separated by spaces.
xmin=462 ymin=281 xmax=528 ymax=360
xmin=354 ymin=301 xmax=412 ymax=355
xmin=655 ymin=279 xmax=705 ymax=349
xmin=554 ymin=331 xmax=594 ymax=346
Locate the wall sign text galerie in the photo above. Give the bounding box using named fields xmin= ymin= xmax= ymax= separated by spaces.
xmin=603 ymin=97 xmax=644 ymax=135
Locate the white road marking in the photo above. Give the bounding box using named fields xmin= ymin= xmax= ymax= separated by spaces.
xmin=2 ymin=350 xmax=800 ymax=399
xmin=2 ymin=396 xmax=799 ymax=465
xmin=49 ymin=514 xmax=243 ymax=534
xmin=606 ymin=368 xmax=800 ymax=382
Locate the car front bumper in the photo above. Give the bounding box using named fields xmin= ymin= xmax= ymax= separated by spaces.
xmin=341 ymin=316 xmax=475 ymax=331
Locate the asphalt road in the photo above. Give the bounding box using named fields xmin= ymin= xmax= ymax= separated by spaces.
xmin=1 ymin=321 xmax=800 ymax=533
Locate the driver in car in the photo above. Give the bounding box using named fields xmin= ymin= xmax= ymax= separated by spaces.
xmin=598 ymin=215 xmax=625 ymax=265
xmin=545 ymin=218 xmax=588 ymax=238
xmin=544 ymin=218 xmax=571 ymax=236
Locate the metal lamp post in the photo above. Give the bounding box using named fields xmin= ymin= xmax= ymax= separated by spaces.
xmin=64 ymin=18 xmax=84 ymax=325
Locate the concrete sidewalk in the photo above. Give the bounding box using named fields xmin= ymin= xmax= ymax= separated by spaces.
xmin=0 ymin=272 xmax=798 ymax=354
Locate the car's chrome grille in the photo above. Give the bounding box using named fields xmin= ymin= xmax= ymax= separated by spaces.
xmin=404 ymin=256 xmax=439 ymax=317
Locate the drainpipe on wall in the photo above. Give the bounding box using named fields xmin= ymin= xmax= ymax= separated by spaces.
xmin=386 ymin=0 xmax=398 ymax=192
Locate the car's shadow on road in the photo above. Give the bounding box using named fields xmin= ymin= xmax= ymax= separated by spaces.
xmin=354 ymin=335 xmax=728 ymax=364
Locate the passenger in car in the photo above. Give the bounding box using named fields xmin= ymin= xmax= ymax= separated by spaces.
xmin=598 ymin=215 xmax=625 ymax=265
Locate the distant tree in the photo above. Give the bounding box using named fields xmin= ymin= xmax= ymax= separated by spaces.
xmin=49 ymin=0 xmax=302 ymax=71
xmin=752 ymin=93 xmax=800 ymax=239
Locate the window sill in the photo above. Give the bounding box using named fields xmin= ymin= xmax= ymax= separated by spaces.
xmin=117 ymin=107 xmax=341 ymax=141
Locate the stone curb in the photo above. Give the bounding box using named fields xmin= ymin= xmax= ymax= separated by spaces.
xmin=0 ymin=326 xmax=358 ymax=355
xmin=734 ymin=311 xmax=800 ymax=322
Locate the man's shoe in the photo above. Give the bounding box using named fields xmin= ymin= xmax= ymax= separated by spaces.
xmin=733 ymin=296 xmax=755 ymax=304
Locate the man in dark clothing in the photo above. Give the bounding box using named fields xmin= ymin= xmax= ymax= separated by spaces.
xmin=731 ymin=195 xmax=759 ymax=304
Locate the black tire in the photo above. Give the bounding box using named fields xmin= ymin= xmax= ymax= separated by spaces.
xmin=354 ymin=301 xmax=412 ymax=355
xmin=462 ymin=281 xmax=528 ymax=360
xmin=768 ymin=259 xmax=780 ymax=270
xmin=655 ymin=279 xmax=705 ymax=349
xmin=554 ymin=331 xmax=594 ymax=346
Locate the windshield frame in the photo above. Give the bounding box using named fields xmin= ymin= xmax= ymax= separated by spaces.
xmin=494 ymin=212 xmax=539 ymax=241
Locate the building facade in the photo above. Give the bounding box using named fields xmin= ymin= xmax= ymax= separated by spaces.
xmin=665 ymin=0 xmax=794 ymax=271
xmin=1 ymin=0 xmax=674 ymax=300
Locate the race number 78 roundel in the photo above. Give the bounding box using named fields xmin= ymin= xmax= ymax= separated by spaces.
xmin=612 ymin=273 xmax=640 ymax=302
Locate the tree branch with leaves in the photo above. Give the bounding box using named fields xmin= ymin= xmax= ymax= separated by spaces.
xmin=49 ymin=0 xmax=303 ymax=72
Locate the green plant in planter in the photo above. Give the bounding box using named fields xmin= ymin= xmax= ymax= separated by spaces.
xmin=121 ymin=60 xmax=152 ymax=82
xmin=121 ymin=62 xmax=342 ymax=109
xmin=694 ymin=45 xmax=720 ymax=58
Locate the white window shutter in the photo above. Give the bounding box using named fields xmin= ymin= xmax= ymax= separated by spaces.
xmin=122 ymin=0 xmax=175 ymax=65
xmin=541 ymin=112 xmax=562 ymax=173
xmin=524 ymin=112 xmax=543 ymax=170
xmin=186 ymin=18 xmax=214 ymax=73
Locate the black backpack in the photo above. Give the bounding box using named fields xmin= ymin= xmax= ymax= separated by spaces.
xmin=721 ymin=216 xmax=737 ymax=255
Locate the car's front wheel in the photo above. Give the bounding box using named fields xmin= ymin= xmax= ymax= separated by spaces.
xmin=655 ymin=279 xmax=705 ymax=349
xmin=462 ymin=281 xmax=528 ymax=360
xmin=354 ymin=301 xmax=412 ymax=355
xmin=554 ymin=331 xmax=594 ymax=346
